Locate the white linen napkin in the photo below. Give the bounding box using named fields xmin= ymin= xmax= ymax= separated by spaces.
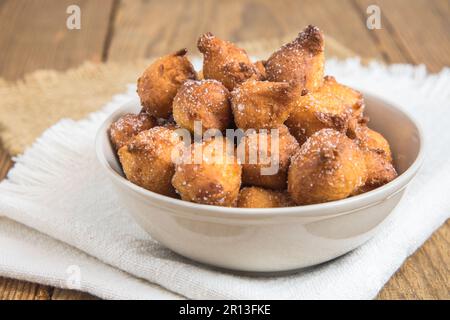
xmin=0 ymin=217 xmax=181 ymax=299
xmin=0 ymin=59 xmax=449 ymax=300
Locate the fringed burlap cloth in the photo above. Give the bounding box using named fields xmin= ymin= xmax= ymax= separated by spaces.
xmin=0 ymin=34 xmax=355 ymax=155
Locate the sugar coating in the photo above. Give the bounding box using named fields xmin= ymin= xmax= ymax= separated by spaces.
xmin=237 ymin=187 xmax=295 ymax=208
xmin=118 ymin=126 xmax=184 ymax=197
xmin=109 ymin=112 xmax=156 ymax=150
xmin=137 ymin=49 xmax=197 ymax=118
xmin=173 ymin=79 xmax=232 ymax=132
xmin=288 ymin=128 xmax=368 ymax=205
xmin=172 ymin=137 xmax=242 ymax=206
xmin=286 ymin=75 xmax=364 ymax=144
xmin=231 ymin=80 xmax=296 ymax=130
xmin=265 ymin=25 xmax=325 ymax=93
xmin=197 ymin=32 xmax=264 ymax=91
xmin=239 ymin=125 xmax=300 ymax=190
xmin=110 ymin=26 xmax=396 ymax=207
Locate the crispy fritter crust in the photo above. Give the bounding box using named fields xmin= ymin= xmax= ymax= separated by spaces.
xmin=239 ymin=125 xmax=300 ymax=190
xmin=288 ymin=129 xmax=367 ymax=205
xmin=265 ymin=25 xmax=325 ymax=93
xmin=231 ymin=80 xmax=297 ymax=130
xmin=350 ymin=125 xmax=397 ymax=193
xmin=112 ymin=28 xmax=398 ymax=206
xmin=254 ymin=60 xmax=267 ymax=80
xmin=197 ymin=33 xmax=263 ymax=91
xmin=118 ymin=126 xmax=183 ymax=197
xmin=173 ymin=79 xmax=232 ymax=132
xmin=351 ymin=124 xmax=392 ymax=162
xmin=358 ymin=151 xmax=397 ymax=193
xmin=237 ymin=187 xmax=294 ymax=208
xmin=137 ymin=49 xmax=197 ymax=118
xmin=286 ymin=75 xmax=364 ymax=144
xmin=109 ymin=112 xmax=156 ymax=151
xmin=172 ymin=137 xmax=242 ymax=206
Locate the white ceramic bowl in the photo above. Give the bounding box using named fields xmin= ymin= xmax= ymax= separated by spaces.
xmin=96 ymin=94 xmax=423 ymax=272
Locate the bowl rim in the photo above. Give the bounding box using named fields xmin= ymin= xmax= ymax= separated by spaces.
xmin=95 ymin=93 xmax=425 ymax=219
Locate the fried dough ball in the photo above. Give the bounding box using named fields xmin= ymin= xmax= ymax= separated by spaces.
xmin=286 ymin=76 xmax=364 ymax=144
xmin=239 ymin=125 xmax=299 ymax=190
xmin=172 ymin=79 xmax=232 ymax=132
xmin=357 ymin=151 xmax=397 ymax=193
xmin=197 ymin=32 xmax=263 ymax=91
xmin=172 ymin=137 xmax=242 ymax=206
xmin=231 ymin=80 xmax=296 ymax=130
xmin=137 ymin=49 xmax=197 ymax=118
xmin=197 ymin=69 xmax=204 ymax=80
xmin=109 ymin=112 xmax=156 ymax=151
xmin=350 ymin=125 xmax=397 ymax=193
xmin=288 ymin=129 xmax=367 ymax=205
xmin=118 ymin=126 xmax=183 ymax=197
xmin=265 ymin=25 xmax=325 ymax=93
xmin=254 ymin=60 xmax=267 ymax=80
xmin=351 ymin=125 xmax=392 ymax=162
xmin=237 ymin=187 xmax=294 ymax=208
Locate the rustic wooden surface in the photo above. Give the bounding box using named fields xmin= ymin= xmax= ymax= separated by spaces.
xmin=0 ymin=0 xmax=449 ymax=300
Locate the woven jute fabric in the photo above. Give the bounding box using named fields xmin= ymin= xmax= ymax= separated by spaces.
xmin=0 ymin=34 xmax=354 ymax=155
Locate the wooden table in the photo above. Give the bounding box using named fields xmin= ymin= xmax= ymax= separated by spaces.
xmin=0 ymin=0 xmax=449 ymax=300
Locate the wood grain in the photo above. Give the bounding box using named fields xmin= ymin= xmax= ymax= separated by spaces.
xmin=108 ymin=0 xmax=383 ymax=61
xmin=0 ymin=277 xmax=51 ymax=300
xmin=0 ymin=0 xmax=115 ymax=81
xmin=354 ymin=0 xmax=450 ymax=72
xmin=51 ymin=288 xmax=98 ymax=300
xmin=377 ymin=220 xmax=450 ymax=299
xmin=0 ymin=0 xmax=449 ymax=300
xmin=0 ymin=0 xmax=115 ymax=300
xmin=0 ymin=147 xmax=13 ymax=179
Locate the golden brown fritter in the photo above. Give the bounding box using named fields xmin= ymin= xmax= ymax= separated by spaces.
xmin=288 ymin=129 xmax=367 ymax=205
xmin=172 ymin=137 xmax=242 ymax=206
xmin=357 ymin=151 xmax=397 ymax=193
xmin=112 ymin=30 xmax=397 ymax=206
xmin=237 ymin=187 xmax=294 ymax=208
xmin=286 ymin=75 xmax=364 ymax=144
xmin=172 ymin=79 xmax=232 ymax=133
xmin=197 ymin=69 xmax=204 ymax=80
xmin=137 ymin=49 xmax=197 ymax=118
xmin=118 ymin=126 xmax=184 ymax=197
xmin=197 ymin=32 xmax=263 ymax=91
xmin=231 ymin=80 xmax=296 ymax=130
xmin=254 ymin=60 xmax=267 ymax=80
xmin=109 ymin=112 xmax=156 ymax=151
xmin=350 ymin=125 xmax=397 ymax=193
xmin=239 ymin=125 xmax=300 ymax=190
xmin=265 ymin=25 xmax=325 ymax=93
xmin=351 ymin=125 xmax=393 ymax=162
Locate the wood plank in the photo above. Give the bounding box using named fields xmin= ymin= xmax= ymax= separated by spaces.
xmin=351 ymin=0 xmax=411 ymax=64
xmin=0 ymin=0 xmax=115 ymax=81
xmin=273 ymin=0 xmax=384 ymax=60
xmin=433 ymin=0 xmax=450 ymax=19
xmin=350 ymin=1 xmax=450 ymax=297
xmin=0 ymin=147 xmax=13 ymax=179
xmin=108 ymin=0 xmax=383 ymax=62
xmin=0 ymin=147 xmax=56 ymax=301
xmin=52 ymin=288 xmax=98 ymax=300
xmin=0 ymin=0 xmax=114 ymax=300
xmin=378 ymin=220 xmax=450 ymax=299
xmin=0 ymin=277 xmax=51 ymax=300
xmin=355 ymin=0 xmax=450 ymax=72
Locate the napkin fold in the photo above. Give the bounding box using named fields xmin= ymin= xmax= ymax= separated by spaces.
xmin=0 ymin=217 xmax=180 ymax=299
xmin=0 ymin=59 xmax=449 ymax=299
